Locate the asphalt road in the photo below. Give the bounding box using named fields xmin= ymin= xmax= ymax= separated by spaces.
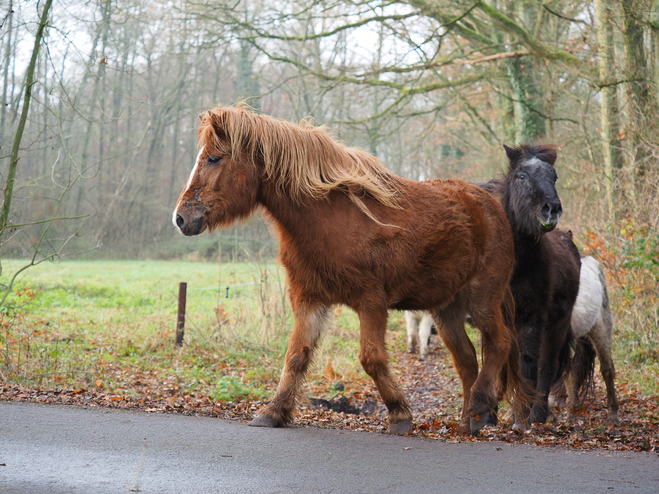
xmin=1 ymin=401 xmax=657 ymax=493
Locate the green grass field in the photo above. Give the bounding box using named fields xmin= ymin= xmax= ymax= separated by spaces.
xmin=0 ymin=258 xmax=656 ymax=405
xmin=0 ymin=259 xmax=382 ymax=401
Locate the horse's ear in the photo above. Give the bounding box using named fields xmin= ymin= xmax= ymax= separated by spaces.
xmin=543 ymin=147 xmax=558 ymax=166
xmin=210 ymin=113 xmax=229 ymax=141
xmin=503 ymin=144 xmax=522 ymax=166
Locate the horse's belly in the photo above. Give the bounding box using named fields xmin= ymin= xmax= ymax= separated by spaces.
xmin=389 ymin=279 xmax=462 ymax=311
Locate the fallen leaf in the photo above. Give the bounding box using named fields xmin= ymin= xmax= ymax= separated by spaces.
xmin=323 ymin=358 xmax=340 ymax=381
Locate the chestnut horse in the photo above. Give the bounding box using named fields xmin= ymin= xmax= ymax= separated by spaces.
xmin=173 ymin=105 xmax=526 ymax=434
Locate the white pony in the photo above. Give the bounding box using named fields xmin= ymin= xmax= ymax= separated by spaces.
xmin=565 ymin=255 xmax=619 ymax=425
xmin=405 ymin=310 xmax=433 ymax=359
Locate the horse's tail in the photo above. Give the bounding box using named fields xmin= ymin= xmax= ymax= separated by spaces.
xmin=572 ymin=335 xmax=596 ymax=399
xmin=498 ymin=287 xmax=532 ymax=418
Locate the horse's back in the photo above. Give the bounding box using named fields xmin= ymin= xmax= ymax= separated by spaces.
xmin=279 ymin=177 xmax=514 ymax=311
xmin=421 ymin=179 xmax=512 ymax=242
xmin=379 ymin=178 xmax=514 ymax=310
xmin=546 ymin=228 xmax=581 ymax=277
xmin=474 ymin=178 xmax=506 ymax=204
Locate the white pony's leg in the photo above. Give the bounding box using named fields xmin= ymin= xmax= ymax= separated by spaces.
xmin=418 ymin=313 xmax=433 ymax=359
xmin=589 ymin=264 xmax=619 ymax=425
xmin=590 ymin=326 xmax=619 ymax=425
xmin=405 ymin=311 xmax=419 ymax=354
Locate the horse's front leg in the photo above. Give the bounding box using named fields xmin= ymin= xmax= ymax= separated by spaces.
xmin=250 ymin=303 xmax=328 ymax=427
xmin=358 ymin=304 xmax=412 ymax=435
xmin=532 ymin=325 xmax=566 ymax=424
xmin=514 ymin=324 xmax=540 ymax=428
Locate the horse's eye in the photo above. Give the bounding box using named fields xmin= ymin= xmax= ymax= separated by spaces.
xmin=208 ymin=155 xmax=223 ymax=165
xmin=518 ymin=173 xmax=527 ymax=181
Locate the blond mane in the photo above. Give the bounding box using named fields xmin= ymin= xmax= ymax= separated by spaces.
xmin=197 ymin=105 xmax=400 ymax=216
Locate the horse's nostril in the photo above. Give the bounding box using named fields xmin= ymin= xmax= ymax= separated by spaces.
xmin=543 ymin=201 xmax=562 ymax=218
xmin=176 ymin=213 xmax=185 ymax=228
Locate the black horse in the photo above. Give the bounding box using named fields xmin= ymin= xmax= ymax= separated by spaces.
xmin=480 ymin=144 xmax=581 ymax=425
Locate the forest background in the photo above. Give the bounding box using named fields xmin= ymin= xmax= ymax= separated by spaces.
xmin=3 ymin=0 xmax=659 ymax=260
xmin=0 ymin=0 xmax=658 ymax=423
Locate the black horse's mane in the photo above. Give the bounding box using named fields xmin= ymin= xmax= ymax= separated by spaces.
xmin=506 ymin=143 xmax=557 ymax=168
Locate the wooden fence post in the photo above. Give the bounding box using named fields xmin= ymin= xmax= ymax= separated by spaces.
xmin=176 ymin=282 xmax=187 ymax=346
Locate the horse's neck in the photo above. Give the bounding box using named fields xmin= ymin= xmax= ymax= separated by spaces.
xmin=257 ymin=182 xmax=325 ymax=244
xmin=512 ymin=231 xmax=543 ymax=266
xmin=501 ymin=191 xmax=542 ymax=265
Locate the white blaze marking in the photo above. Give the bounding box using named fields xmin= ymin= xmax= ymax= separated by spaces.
xmin=172 ymin=146 xmax=204 ymax=228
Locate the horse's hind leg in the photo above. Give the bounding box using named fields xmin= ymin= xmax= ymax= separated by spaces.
xmin=358 ymin=304 xmax=412 ymax=434
xmin=250 ymin=303 xmax=328 ymax=428
xmin=566 ymin=367 xmax=580 ymax=421
xmin=597 ymin=347 xmax=619 ymax=425
xmin=590 ymin=319 xmax=619 ymax=425
xmin=430 ymin=297 xmax=479 ymax=433
xmin=469 ymin=306 xmax=512 ymax=432
xmin=418 ymin=313 xmax=433 ymax=359
xmin=405 ymin=311 xmax=419 ymax=354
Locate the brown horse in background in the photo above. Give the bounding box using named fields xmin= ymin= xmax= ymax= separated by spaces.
xmin=173 ymin=105 xmax=526 ymax=434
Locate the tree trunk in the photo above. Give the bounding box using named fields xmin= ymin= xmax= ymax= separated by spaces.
xmin=236 ymin=40 xmax=260 ymax=108
xmin=0 ymin=0 xmax=14 ymax=143
xmin=620 ymin=0 xmax=654 ymax=213
xmin=0 ymin=0 xmax=53 ymax=266
xmin=74 ymin=0 xmax=111 ymax=216
xmin=651 ymin=1 xmax=659 ymax=105
xmin=506 ymin=2 xmax=546 ymax=143
xmin=596 ymin=0 xmax=621 ymax=219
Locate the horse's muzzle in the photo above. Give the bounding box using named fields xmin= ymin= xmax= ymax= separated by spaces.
xmin=540 ymin=200 xmax=562 ymax=231
xmin=540 ymin=216 xmax=559 ymax=232
xmin=175 ymin=209 xmax=205 ymax=236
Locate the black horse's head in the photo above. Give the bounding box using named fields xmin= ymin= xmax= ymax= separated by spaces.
xmin=503 ymin=144 xmax=562 ymax=237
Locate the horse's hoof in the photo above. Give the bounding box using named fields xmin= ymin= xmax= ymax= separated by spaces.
xmin=512 ymin=421 xmax=529 ymax=431
xmin=531 ymin=406 xmax=547 ymax=424
xmin=470 ymin=411 xmax=497 ymax=434
xmin=249 ymin=414 xmax=280 ymax=428
xmin=389 ymin=419 xmax=412 ymax=435
xmin=419 ymin=353 xmax=427 ymax=360
xmin=605 ymin=414 xmax=620 ymax=427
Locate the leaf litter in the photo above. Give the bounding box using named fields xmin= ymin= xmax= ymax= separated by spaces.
xmin=1 ymin=337 xmax=657 ymax=453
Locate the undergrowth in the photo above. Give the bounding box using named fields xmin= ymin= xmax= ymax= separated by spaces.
xmin=0 ymin=260 xmax=373 ymax=402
